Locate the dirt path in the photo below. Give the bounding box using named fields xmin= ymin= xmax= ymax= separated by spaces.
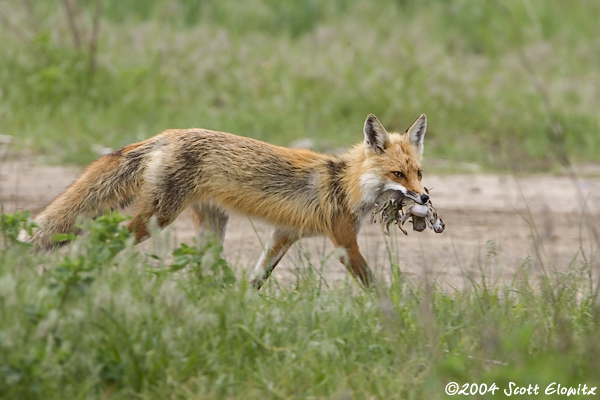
xmin=2 ymin=159 xmax=599 ymax=287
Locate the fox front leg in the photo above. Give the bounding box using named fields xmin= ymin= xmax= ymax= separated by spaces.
xmin=249 ymin=228 xmax=298 ymax=290
xmin=329 ymin=217 xmax=373 ymax=287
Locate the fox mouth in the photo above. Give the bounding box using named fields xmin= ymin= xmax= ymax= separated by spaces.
xmin=381 ymin=184 xmax=430 ymax=205
xmin=405 ymin=191 xmax=427 ymax=205
xmin=413 ymin=187 xmax=431 ymax=205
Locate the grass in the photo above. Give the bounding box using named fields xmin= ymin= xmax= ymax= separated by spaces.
xmin=1 ymin=1 xmax=599 ymax=398
xmin=0 ymin=0 xmax=599 ymax=170
xmin=0 ymin=212 xmax=598 ymax=399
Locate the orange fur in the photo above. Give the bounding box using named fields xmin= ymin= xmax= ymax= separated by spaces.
xmin=30 ymin=114 xmax=430 ymax=288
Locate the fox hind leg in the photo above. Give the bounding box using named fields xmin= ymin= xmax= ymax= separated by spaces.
xmin=128 ymin=207 xmax=181 ymax=243
xmin=189 ymin=203 xmax=229 ymax=245
xmin=127 ymin=190 xmax=193 ymax=243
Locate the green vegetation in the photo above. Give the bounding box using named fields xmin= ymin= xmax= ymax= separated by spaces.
xmin=1 ymin=0 xmax=599 ymax=170
xmin=1 ymin=2 xmax=599 ymax=398
xmin=0 ymin=212 xmax=598 ymax=399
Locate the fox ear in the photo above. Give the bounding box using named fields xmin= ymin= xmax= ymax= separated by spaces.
xmin=363 ymin=114 xmax=390 ymax=155
xmin=406 ymin=114 xmax=427 ymax=157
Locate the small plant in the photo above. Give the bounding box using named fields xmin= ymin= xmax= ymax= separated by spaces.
xmin=170 ymin=241 xmax=236 ymax=289
xmin=48 ymin=212 xmax=133 ymax=307
xmin=80 ymin=211 xmax=133 ymax=262
xmin=0 ymin=211 xmax=38 ymax=248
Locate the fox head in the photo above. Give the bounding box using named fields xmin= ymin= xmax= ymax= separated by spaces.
xmin=361 ymin=114 xmax=429 ymax=204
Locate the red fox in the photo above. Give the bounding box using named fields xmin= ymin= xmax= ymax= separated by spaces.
xmin=29 ymin=114 xmax=429 ymax=288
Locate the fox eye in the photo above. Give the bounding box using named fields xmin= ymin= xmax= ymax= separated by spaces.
xmin=393 ymin=171 xmax=405 ymax=179
xmin=418 ymin=170 xmax=422 ymax=178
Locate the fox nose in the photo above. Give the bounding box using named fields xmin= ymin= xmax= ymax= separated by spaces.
xmin=420 ymin=194 xmax=429 ymax=203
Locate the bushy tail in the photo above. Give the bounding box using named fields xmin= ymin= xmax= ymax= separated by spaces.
xmin=30 ymin=149 xmax=145 ymax=249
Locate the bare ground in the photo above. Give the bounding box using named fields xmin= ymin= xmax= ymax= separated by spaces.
xmin=2 ymin=159 xmax=600 ymax=288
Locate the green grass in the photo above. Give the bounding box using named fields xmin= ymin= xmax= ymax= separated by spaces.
xmin=1 ymin=0 xmax=599 ymax=170
xmin=0 ymin=212 xmax=598 ymax=399
xmin=1 ymin=2 xmax=600 ymax=397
